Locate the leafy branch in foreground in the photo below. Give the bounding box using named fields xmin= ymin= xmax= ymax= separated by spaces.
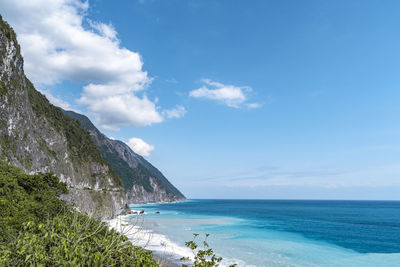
xmin=0 ymin=161 xmax=235 ymax=266
xmin=181 ymin=233 xmax=237 ymax=267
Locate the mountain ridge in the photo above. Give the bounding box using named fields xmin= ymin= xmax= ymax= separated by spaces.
xmin=63 ymin=110 xmax=186 ymax=203
xmin=0 ymin=15 xmax=184 ymax=218
xmin=0 ymin=15 xmax=129 ymax=218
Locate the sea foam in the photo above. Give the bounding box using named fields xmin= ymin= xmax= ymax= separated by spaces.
xmin=107 ymin=214 xmax=193 ymax=265
xmin=106 ymin=214 xmax=244 ymax=266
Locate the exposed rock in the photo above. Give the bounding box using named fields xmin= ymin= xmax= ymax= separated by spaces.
xmin=0 ymin=15 xmax=185 ymax=218
xmin=63 ymin=110 xmax=186 ymax=204
xmin=0 ymin=16 xmax=127 ymax=219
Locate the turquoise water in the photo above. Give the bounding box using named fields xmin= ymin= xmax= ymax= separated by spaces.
xmin=128 ymin=200 xmax=400 ymax=266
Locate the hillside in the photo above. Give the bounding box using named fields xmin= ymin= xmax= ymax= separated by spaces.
xmin=63 ymin=110 xmax=186 ymax=203
xmin=0 ymin=15 xmax=126 ymax=218
xmin=0 ymin=161 xmax=157 ymax=265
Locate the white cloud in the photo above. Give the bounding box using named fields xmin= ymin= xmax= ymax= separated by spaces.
xmin=201 ymin=164 xmax=400 ymax=189
xmin=162 ymin=105 xmax=186 ymax=119
xmin=246 ymin=102 xmax=263 ymax=109
xmin=127 ymin=137 xmax=154 ymax=157
xmin=78 ymin=85 xmax=163 ymax=130
xmin=88 ymin=20 xmax=118 ymax=42
xmin=188 ymin=164 xmax=400 ymax=196
xmin=189 ymin=79 xmax=257 ymax=108
xmin=0 ymin=0 xmax=181 ymax=129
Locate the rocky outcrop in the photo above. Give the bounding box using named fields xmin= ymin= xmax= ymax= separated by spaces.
xmin=0 ymin=16 xmax=127 ymax=218
xmin=63 ymin=110 xmax=186 ymax=204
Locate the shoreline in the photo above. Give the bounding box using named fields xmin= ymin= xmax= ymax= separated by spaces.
xmin=106 ymin=214 xmax=191 ymax=267
xmin=152 ymin=254 xmax=181 ymax=267
xmin=124 ymin=200 xmax=400 ymax=267
xmin=115 ymin=203 xmax=242 ymax=267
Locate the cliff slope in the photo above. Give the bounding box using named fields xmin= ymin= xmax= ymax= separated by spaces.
xmin=63 ymin=110 xmax=186 ymax=203
xmin=0 ymin=16 xmax=126 ymax=218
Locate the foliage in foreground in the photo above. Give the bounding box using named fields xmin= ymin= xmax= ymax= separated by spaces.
xmin=0 ymin=161 xmax=231 ymax=266
xmin=1 ymin=213 xmax=156 ymax=266
xmin=0 ymin=161 xmax=157 ymax=266
xmin=0 ymin=161 xmax=68 ymax=241
xmin=181 ymin=233 xmax=237 ymax=267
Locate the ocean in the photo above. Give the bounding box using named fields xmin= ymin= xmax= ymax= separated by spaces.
xmin=117 ymin=200 xmax=400 ymax=266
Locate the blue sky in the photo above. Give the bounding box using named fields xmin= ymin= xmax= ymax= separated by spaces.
xmin=1 ymin=0 xmax=400 ymax=199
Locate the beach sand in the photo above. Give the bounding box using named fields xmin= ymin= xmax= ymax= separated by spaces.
xmin=153 ymin=254 xmax=181 ymax=267
xmin=106 ymin=215 xmax=190 ymax=267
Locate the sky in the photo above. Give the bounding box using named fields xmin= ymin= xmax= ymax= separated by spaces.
xmin=1 ymin=0 xmax=400 ymax=199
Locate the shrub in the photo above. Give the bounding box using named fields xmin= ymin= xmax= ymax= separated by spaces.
xmin=0 ymin=161 xmax=68 ymax=241
xmin=181 ymin=233 xmax=237 ymax=267
xmin=0 ymin=161 xmax=157 ymax=266
xmin=0 ymin=161 xmax=232 ymax=267
xmin=0 ymin=212 xmax=157 ymax=266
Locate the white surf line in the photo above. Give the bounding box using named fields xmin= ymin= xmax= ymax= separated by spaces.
xmin=106 ymin=214 xmax=193 ymax=265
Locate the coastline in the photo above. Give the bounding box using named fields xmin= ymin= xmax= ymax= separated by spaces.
xmin=122 ymin=199 xmax=400 ymax=267
xmin=116 ymin=201 xmax=244 ymax=267
xmin=106 ymin=214 xmax=191 ymax=267
xmin=152 ymin=255 xmax=180 ymax=267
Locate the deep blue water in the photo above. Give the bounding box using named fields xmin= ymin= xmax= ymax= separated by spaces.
xmin=149 ymin=200 xmax=400 ymax=253
xmin=132 ymin=200 xmax=400 ymax=266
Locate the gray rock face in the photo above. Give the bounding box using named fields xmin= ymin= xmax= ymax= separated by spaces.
xmin=0 ymin=17 xmax=126 ymax=219
xmin=63 ymin=110 xmax=186 ymax=204
xmin=126 ymin=177 xmax=182 ymax=204
xmin=112 ymin=140 xmax=187 ymax=203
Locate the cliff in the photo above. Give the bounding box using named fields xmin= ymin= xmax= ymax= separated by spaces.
xmin=0 ymin=16 xmax=126 ymax=218
xmin=63 ymin=110 xmax=186 ymax=203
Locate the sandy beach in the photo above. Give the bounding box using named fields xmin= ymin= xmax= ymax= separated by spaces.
xmin=152 ymin=255 xmax=180 ymax=267
xmin=106 ymin=214 xmax=191 ymax=267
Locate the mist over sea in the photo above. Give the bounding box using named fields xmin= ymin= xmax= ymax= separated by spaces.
xmin=126 ymin=200 xmax=400 ymax=266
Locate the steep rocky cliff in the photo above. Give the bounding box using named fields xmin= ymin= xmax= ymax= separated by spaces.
xmin=63 ymin=110 xmax=186 ymax=203
xmin=0 ymin=16 xmax=126 ymax=218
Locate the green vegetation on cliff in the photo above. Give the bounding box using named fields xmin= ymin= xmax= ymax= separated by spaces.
xmin=0 ymin=14 xmax=121 ymax=186
xmin=26 ymin=80 xmax=102 ymax=163
xmin=0 ymin=15 xmax=21 ymax=56
xmin=63 ymin=110 xmax=186 ymax=200
xmin=0 ymin=161 xmax=157 ymax=266
xmin=0 ymin=14 xmax=127 ymax=218
xmin=63 ymin=110 xmax=154 ymax=192
xmin=100 ymin=148 xmax=155 ymax=192
xmin=25 ymin=80 xmax=121 ymax=187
